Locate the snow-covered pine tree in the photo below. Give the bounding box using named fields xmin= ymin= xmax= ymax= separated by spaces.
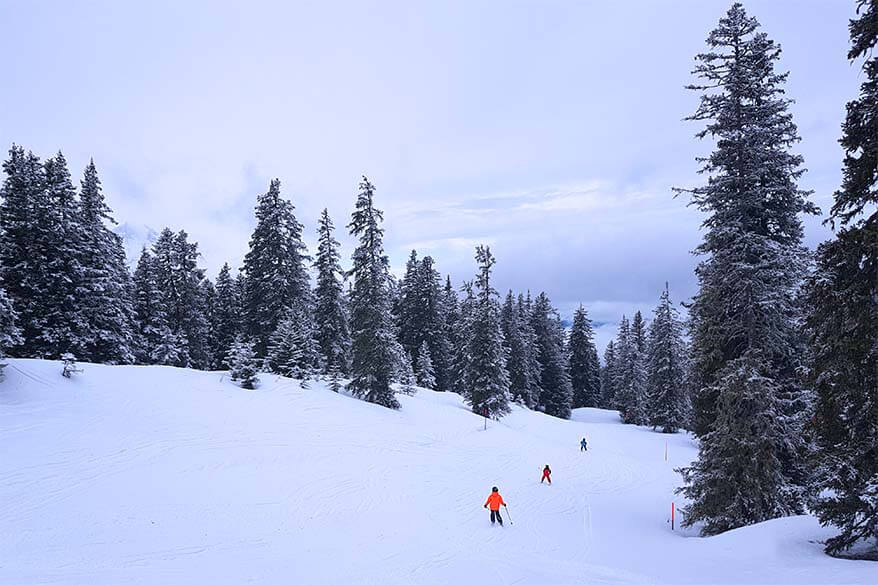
xmin=517 ymin=293 xmax=542 ymax=408
xmin=266 ymin=307 xmax=320 ymax=380
xmin=531 ymin=292 xmax=572 ymax=419
xmin=200 ymin=277 xmax=217 ymax=367
xmin=396 ymin=251 xmax=451 ymax=392
xmin=399 ymin=350 xmax=418 ymax=396
xmin=346 ymin=177 xmax=402 ymax=409
xmin=463 ymin=246 xmax=511 ymax=418
xmin=807 ymin=0 xmax=878 ymax=557
xmin=313 ymin=209 xmax=351 ymax=376
xmin=631 ymin=311 xmax=647 ymax=353
xmin=151 ymin=324 xmax=186 ymax=367
xmin=452 ymin=281 xmax=476 ymax=396
xmin=613 ymin=315 xmax=648 ymax=424
xmin=0 ymin=286 xmax=22 ymax=379
xmin=600 ymin=340 xmax=617 ymax=408
xmin=210 ymin=263 xmax=241 ymax=370
xmin=645 ymin=285 xmax=689 ymax=433
xmin=132 ymin=247 xmax=171 ymax=363
xmin=38 ymin=152 xmax=88 ymax=359
xmin=676 ymin=3 xmax=816 ymax=533
xmin=242 ymin=179 xmax=311 ymax=356
xmin=440 ymin=276 xmax=463 ymax=393
xmin=418 ymin=257 xmax=453 ymax=392
xmin=227 ymin=336 xmax=259 ymax=390
xmin=397 ymin=249 xmax=422 ymax=361
xmin=568 ymin=305 xmax=602 ymax=408
xmin=151 ymin=229 xmax=210 ymax=368
xmin=0 ymin=146 xmax=45 ymax=356
xmin=75 ymin=160 xmax=136 ymax=364
xmin=501 ymin=290 xmax=532 ymax=407
xmin=678 ymin=351 xmax=799 ymax=534
xmin=415 ymin=340 xmax=436 ymax=389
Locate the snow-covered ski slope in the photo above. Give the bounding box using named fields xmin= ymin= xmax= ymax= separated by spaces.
xmin=1 ymin=359 xmax=872 ymax=584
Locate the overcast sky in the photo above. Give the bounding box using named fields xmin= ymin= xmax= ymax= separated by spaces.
xmin=0 ymin=0 xmax=861 ymax=351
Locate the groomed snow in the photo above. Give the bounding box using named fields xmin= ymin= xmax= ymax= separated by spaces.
xmin=0 ymin=359 xmax=873 ymax=584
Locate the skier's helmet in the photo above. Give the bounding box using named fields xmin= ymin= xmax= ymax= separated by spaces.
xmin=492 ymin=486 xmax=498 ymax=492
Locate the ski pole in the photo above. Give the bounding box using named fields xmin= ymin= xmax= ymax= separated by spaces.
xmin=504 ymin=506 xmax=513 ymax=524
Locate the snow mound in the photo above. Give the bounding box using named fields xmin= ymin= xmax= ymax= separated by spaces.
xmin=0 ymin=359 xmax=872 ymax=584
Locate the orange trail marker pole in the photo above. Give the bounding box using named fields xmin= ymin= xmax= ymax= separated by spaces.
xmin=671 ymin=502 xmax=675 ymax=531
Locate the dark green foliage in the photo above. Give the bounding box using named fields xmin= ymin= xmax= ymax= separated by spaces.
xmin=150 ymin=229 xmax=210 ymax=368
xmin=676 ymin=3 xmax=814 ymax=534
xmin=228 ymin=336 xmax=260 ymax=389
xmin=613 ymin=315 xmax=647 ymax=425
xmin=531 ymin=292 xmax=572 ymax=419
xmin=808 ymin=0 xmax=878 ymax=557
xmin=568 ymin=305 xmax=601 ymax=409
xmin=76 ymin=160 xmax=136 ymax=364
xmin=347 ymin=177 xmax=402 ymax=409
xmin=646 ymin=286 xmax=689 ymax=433
xmin=600 ymin=340 xmax=617 ymax=408
xmin=678 ymin=352 xmax=799 ymax=535
xmin=313 ymin=209 xmax=351 ymax=375
xmin=210 ymin=263 xmax=241 ymax=369
xmin=242 ymin=179 xmax=310 ymax=356
xmin=463 ymin=246 xmax=510 ymax=418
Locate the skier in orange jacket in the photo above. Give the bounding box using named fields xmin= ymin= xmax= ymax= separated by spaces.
xmin=484 ymin=486 xmax=507 ymax=525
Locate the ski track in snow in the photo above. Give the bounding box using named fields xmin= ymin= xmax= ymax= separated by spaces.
xmin=0 ymin=359 xmax=874 ymax=585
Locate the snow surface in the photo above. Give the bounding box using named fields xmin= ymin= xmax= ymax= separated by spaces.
xmin=1 ymin=359 xmax=874 ymax=584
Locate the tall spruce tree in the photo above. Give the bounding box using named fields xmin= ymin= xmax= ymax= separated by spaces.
xmin=440 ymin=276 xmax=464 ymax=393
xmin=314 ymin=209 xmax=351 ymax=375
xmin=613 ymin=315 xmax=648 ymax=425
xmin=397 ymin=252 xmax=451 ymax=391
xmin=601 ymin=340 xmax=617 ymax=408
xmin=531 ymin=292 xmax=572 ymax=419
xmin=211 ymin=263 xmax=240 ymax=369
xmin=0 ymin=146 xmax=47 ymax=356
xmin=645 ymin=285 xmax=689 ymax=433
xmin=347 ymin=177 xmax=402 ymax=409
xmin=132 ymin=248 xmax=172 ymax=363
xmin=151 ymin=229 xmax=210 ymax=368
xmin=676 ymin=3 xmax=815 ymax=533
xmin=242 ymin=179 xmax=310 ymax=356
xmin=463 ymin=246 xmax=510 ymax=418
xmin=568 ymin=305 xmax=602 ymax=408
xmin=397 ymin=250 xmax=422 ymax=360
xmin=39 ymin=152 xmax=88 ymax=358
xmin=807 ymin=0 xmax=878 ymax=557
xmin=518 ymin=293 xmax=542 ymax=408
xmin=502 ymin=290 xmax=537 ymax=407
xmin=419 ymin=257 xmax=453 ymax=392
xmin=200 ymin=277 xmax=217 ymax=367
xmin=76 ymin=160 xmax=135 ymax=364
xmin=452 ymin=281 xmax=476 ymax=396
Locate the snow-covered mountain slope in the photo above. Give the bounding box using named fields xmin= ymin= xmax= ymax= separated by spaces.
xmin=0 ymin=359 xmax=872 ymax=585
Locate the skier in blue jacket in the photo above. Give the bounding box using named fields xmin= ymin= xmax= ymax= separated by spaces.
xmin=580 ymin=437 xmax=588 ymax=452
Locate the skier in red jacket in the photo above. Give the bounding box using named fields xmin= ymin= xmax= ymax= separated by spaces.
xmin=484 ymin=486 xmax=507 ymax=525
xmin=541 ymin=465 xmax=552 ymax=484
